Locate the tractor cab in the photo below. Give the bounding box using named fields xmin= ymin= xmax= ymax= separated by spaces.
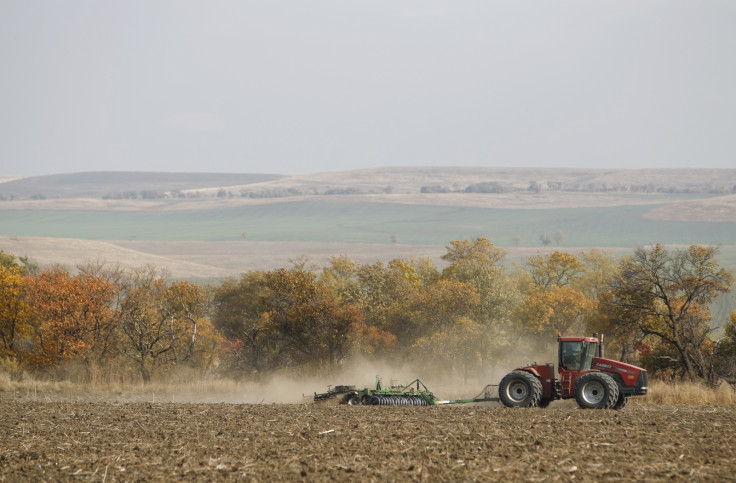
xmin=558 ymin=337 xmax=599 ymax=372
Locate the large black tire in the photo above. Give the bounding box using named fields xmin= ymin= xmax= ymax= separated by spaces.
xmin=574 ymin=372 xmax=619 ymax=409
xmin=613 ymin=392 xmax=630 ymax=410
xmin=499 ymin=371 xmax=543 ymax=407
xmin=344 ymin=394 xmax=361 ymax=405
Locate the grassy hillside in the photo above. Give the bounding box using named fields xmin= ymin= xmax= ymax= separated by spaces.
xmin=1 ymin=200 xmax=735 ymax=249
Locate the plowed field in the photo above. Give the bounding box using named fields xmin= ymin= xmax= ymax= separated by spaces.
xmin=2 ymin=398 xmax=735 ymax=481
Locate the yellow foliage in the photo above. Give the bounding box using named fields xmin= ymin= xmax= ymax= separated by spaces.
xmin=515 ymin=286 xmax=594 ymax=337
xmin=0 ymin=265 xmax=34 ymax=357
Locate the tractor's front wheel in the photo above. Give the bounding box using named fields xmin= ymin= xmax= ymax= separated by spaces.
xmin=499 ymin=371 xmax=543 ymax=407
xmin=574 ymin=373 xmax=619 ymax=409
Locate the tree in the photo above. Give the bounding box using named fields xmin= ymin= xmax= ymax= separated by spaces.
xmin=263 ymin=268 xmax=366 ymax=369
xmin=116 ymin=266 xmax=219 ymax=381
xmin=0 ymin=265 xmax=34 ymax=357
xmin=552 ymin=230 xmax=565 ymax=246
xmin=411 ymin=280 xmax=480 ymax=333
xmin=160 ymin=281 xmax=217 ymax=366
xmin=211 ymin=271 xmax=287 ymax=377
xmin=574 ymin=249 xmax=618 ymax=300
xmin=0 ymin=250 xmax=39 ymax=274
xmin=523 ymin=251 xmax=584 ymax=292
xmin=412 ymin=316 xmax=485 ymax=383
xmin=442 ymin=237 xmax=506 ymax=268
xmin=350 ymin=259 xmax=428 ymax=351
xmin=442 ymin=240 xmax=519 ymax=374
xmin=714 ymin=310 xmax=736 ymax=383
xmin=407 ymin=278 xmax=480 ymax=380
xmin=319 ymin=256 xmax=363 ymax=305
xmin=515 ymin=286 xmax=594 ymax=340
xmin=606 ymin=245 xmax=734 ymax=382
xmin=25 ymin=267 xmax=115 ymax=368
xmin=0 ymin=250 xmax=18 ymax=269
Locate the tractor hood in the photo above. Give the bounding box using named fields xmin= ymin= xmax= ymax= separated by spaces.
xmin=592 ymin=357 xmax=648 ymax=394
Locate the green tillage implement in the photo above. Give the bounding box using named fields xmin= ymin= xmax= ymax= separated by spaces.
xmin=314 ymin=377 xmax=500 ymax=406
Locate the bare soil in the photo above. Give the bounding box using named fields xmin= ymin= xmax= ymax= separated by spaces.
xmin=1 ymin=397 xmax=734 ymax=481
xmin=643 ymin=194 xmax=736 ymax=223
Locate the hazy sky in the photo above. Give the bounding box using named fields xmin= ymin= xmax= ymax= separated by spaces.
xmin=1 ymin=1 xmax=735 ymax=176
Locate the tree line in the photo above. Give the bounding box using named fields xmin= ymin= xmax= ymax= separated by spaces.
xmin=1 ymin=240 xmax=735 ymax=385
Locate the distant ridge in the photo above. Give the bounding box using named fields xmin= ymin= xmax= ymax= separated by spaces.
xmin=1 ymin=167 xmax=735 ymax=200
xmin=0 ymin=171 xmax=284 ymax=199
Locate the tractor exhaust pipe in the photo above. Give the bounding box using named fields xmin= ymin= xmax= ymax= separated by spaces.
xmin=593 ymin=333 xmax=605 ymax=358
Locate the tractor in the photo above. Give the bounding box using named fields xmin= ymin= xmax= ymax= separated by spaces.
xmin=499 ymin=334 xmax=648 ymax=409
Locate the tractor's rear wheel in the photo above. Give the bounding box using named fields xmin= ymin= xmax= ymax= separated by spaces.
xmin=574 ymin=373 xmax=619 ymax=409
xmin=613 ymin=392 xmax=630 ymax=410
xmin=499 ymin=371 xmax=543 ymax=407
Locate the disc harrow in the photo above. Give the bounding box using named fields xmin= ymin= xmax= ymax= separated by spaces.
xmin=368 ymin=395 xmax=430 ymax=406
xmin=314 ymin=376 xmax=499 ymax=407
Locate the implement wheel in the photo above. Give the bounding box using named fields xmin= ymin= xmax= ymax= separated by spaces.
xmin=574 ymin=372 xmax=619 ymax=409
xmin=499 ymin=371 xmax=543 ymax=407
xmin=345 ymin=394 xmax=361 ymax=406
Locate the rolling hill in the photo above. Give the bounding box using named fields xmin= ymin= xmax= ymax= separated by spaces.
xmin=1 ymin=167 xmax=735 ymax=278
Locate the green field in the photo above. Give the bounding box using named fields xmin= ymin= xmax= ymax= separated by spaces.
xmin=1 ymin=200 xmax=735 ymax=248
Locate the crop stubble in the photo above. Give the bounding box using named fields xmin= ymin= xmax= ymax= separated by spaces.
xmin=1 ymin=399 xmax=735 ymax=481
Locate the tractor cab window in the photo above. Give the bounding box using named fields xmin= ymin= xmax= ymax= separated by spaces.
xmin=559 ymin=341 xmax=598 ymax=371
xmin=582 ymin=341 xmax=598 ymax=369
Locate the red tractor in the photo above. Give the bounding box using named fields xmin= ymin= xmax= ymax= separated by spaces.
xmin=499 ymin=334 xmax=648 ymax=409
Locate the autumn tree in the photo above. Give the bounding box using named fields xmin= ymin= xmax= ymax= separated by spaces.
xmin=442 ymin=237 xmax=505 ymax=273
xmin=25 ymin=267 xmax=115 ymax=369
xmin=512 ymin=251 xmax=599 ymax=355
xmin=411 ymin=280 xmax=480 ymax=333
xmin=211 ymin=271 xmax=287 ymax=377
xmin=713 ymin=310 xmax=736 ymax=383
xmin=573 ymin=249 xmax=618 ymax=299
xmin=115 ymin=266 xmax=219 ymax=381
xmin=160 ymin=281 xmax=218 ymax=366
xmin=0 ymin=250 xmax=18 ymax=269
xmin=320 ymin=256 xmax=363 ymax=305
xmin=514 ymin=286 xmax=594 ymax=339
xmin=523 ymin=251 xmax=584 ymax=293
xmin=412 ymin=316 xmax=485 ymax=383
xmin=349 ymin=259 xmax=429 ymax=351
xmin=441 ymin=238 xmax=520 ymax=373
xmin=263 ymin=268 xmax=366 ymax=369
xmin=606 ymin=244 xmax=734 ymax=382
xmin=0 ymin=265 xmax=34 ymax=357
xmin=407 ymin=277 xmax=481 ymax=379
xmin=0 ymin=250 xmax=39 ymax=274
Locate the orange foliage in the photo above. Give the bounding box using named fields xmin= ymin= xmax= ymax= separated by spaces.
xmin=26 ymin=268 xmax=114 ymax=367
